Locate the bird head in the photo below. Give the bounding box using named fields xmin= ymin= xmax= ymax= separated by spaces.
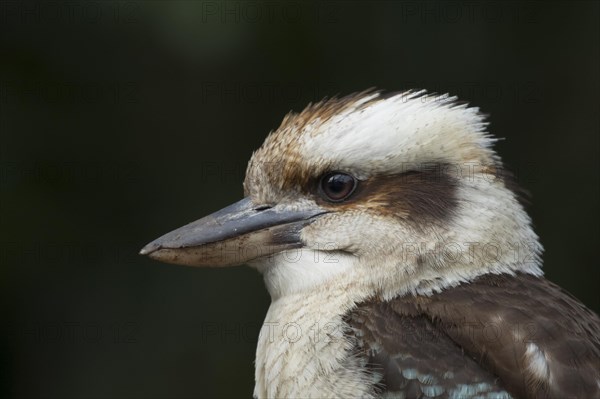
xmin=141 ymin=90 xmax=542 ymax=300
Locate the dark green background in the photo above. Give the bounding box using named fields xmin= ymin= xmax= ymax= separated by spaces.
xmin=1 ymin=1 xmax=598 ymax=398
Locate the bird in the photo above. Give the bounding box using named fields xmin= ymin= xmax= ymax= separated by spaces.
xmin=140 ymin=90 xmax=600 ymax=399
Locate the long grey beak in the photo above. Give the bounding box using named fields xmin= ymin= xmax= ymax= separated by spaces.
xmin=140 ymin=198 xmax=327 ymax=267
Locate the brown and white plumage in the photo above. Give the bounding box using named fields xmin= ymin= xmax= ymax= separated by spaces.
xmin=141 ymin=90 xmax=600 ymax=398
xmin=349 ymin=273 xmax=600 ymax=398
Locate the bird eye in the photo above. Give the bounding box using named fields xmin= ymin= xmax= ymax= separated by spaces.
xmin=320 ymin=172 xmax=357 ymax=202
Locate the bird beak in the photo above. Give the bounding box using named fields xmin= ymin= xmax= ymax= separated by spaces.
xmin=140 ymin=197 xmax=327 ymax=267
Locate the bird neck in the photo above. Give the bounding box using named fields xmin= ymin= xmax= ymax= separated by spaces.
xmin=253 ymin=282 xmax=376 ymax=399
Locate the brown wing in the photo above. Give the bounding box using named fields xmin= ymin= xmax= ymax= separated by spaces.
xmin=348 ymin=273 xmax=600 ymax=399
xmin=348 ymin=302 xmax=511 ymax=398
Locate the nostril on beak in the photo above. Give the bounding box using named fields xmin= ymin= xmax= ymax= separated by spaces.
xmin=253 ymin=205 xmax=273 ymax=211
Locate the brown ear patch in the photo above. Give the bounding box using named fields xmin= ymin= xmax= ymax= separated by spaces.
xmin=313 ymin=164 xmax=459 ymax=227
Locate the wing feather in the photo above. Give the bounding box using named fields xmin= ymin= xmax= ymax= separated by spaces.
xmin=347 ymin=273 xmax=600 ymax=398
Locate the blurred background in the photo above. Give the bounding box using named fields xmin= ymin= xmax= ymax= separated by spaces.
xmin=1 ymin=1 xmax=598 ymax=398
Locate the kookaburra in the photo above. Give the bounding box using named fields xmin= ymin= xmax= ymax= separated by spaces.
xmin=141 ymin=90 xmax=600 ymax=398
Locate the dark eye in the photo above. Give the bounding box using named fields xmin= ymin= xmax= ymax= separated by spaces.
xmin=320 ymin=172 xmax=357 ymax=202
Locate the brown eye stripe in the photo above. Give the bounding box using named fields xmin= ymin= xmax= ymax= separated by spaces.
xmin=313 ymin=165 xmax=459 ymax=225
